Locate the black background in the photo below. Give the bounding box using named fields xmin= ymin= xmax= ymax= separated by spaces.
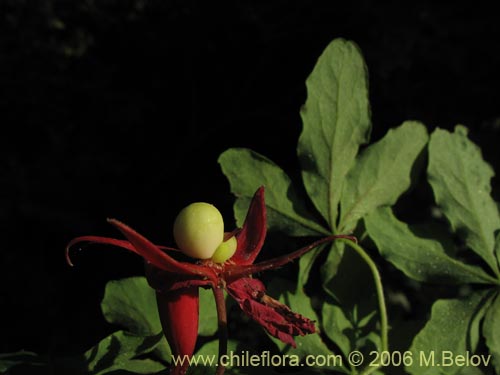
xmin=1 ymin=0 xmax=500 ymax=359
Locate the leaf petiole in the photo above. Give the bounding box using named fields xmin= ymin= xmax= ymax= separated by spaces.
xmin=337 ymin=238 xmax=388 ymax=375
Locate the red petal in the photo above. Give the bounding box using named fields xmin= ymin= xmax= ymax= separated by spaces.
xmin=156 ymin=287 xmax=199 ymax=375
xmin=107 ymin=219 xmax=218 ymax=284
xmin=231 ymin=187 xmax=267 ymax=265
xmin=66 ymin=236 xmax=141 ymax=266
xmin=66 ymin=235 xmax=180 ymax=266
xmin=226 ymin=278 xmax=316 ymax=347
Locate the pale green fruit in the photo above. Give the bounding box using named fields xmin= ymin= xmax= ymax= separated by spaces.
xmin=173 ymin=202 xmax=224 ymax=259
xmin=211 ymin=236 xmax=238 ymax=263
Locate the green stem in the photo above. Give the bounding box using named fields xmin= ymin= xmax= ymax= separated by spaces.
xmin=213 ymin=286 xmax=227 ymax=375
xmin=338 ymin=238 xmax=388 ymax=375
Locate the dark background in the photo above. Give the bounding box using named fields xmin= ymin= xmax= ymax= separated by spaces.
xmin=1 ymin=0 xmax=500 ymax=360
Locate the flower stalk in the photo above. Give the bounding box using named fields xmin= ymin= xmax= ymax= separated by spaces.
xmin=213 ymin=286 xmax=228 ymax=375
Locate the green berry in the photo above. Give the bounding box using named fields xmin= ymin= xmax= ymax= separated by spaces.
xmin=173 ymin=202 xmax=224 ymax=259
xmin=211 ymin=236 xmax=237 ymax=263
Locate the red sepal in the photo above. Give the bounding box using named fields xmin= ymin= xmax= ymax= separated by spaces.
xmin=223 ymin=235 xmax=356 ymax=282
xmin=107 ymin=219 xmax=218 ymax=285
xmin=231 ymin=186 xmax=267 ymax=265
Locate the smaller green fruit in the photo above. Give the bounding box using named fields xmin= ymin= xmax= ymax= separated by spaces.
xmin=173 ymin=202 xmax=224 ymax=259
xmin=211 ymin=236 xmax=237 ymax=263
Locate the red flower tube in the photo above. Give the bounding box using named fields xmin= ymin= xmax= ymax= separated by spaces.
xmin=156 ymin=288 xmax=198 ymax=375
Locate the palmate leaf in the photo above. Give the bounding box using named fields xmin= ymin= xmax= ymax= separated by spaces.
xmin=219 ymin=39 xmax=376 ymax=293
xmin=101 ymin=277 xmax=162 ymax=336
xmin=322 ymin=302 xmax=379 ymax=361
xmin=218 ymin=39 xmax=437 ymax=369
xmin=469 ymin=293 xmax=495 ymax=353
xmin=220 ymin=38 xmax=373 ymax=239
xmin=218 ymin=148 xmax=328 ymax=237
xmin=266 ymin=278 xmax=347 ymax=372
xmin=189 ymin=339 xmax=241 ymax=375
xmin=100 ymin=277 xmax=171 ymax=363
xmin=297 ymin=245 xmax=324 ymax=290
xmin=321 ymin=121 xmax=428 ymax=290
xmin=321 ymin=303 xmax=352 ymax=358
xmin=321 ymin=246 xmax=380 ymax=368
xmin=322 ymin=244 xmax=378 ymax=312
xmin=339 ymin=121 xmax=428 ymax=232
xmin=365 ymin=207 xmax=497 ymax=285
xmin=298 ymin=38 xmax=371 ymax=229
xmin=84 ymin=330 xmax=166 ymax=375
xmin=483 ymin=293 xmax=500 ymax=374
xmin=193 ymin=339 xmax=239 ymax=362
xmin=407 ymin=290 xmax=490 ymax=375
xmin=428 ymin=125 xmax=500 ymax=276
xmin=0 ymin=351 xmax=45 ymax=373
xmin=496 ymin=232 xmax=500 ymax=273
xmin=278 ymin=291 xmax=334 ymax=362
xmin=101 ymin=277 xmax=219 ymax=355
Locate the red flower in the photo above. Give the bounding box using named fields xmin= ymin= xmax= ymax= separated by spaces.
xmin=67 ymin=187 xmax=354 ymax=374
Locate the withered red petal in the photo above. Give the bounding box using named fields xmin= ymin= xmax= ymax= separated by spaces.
xmin=231 ymin=187 xmax=267 ymax=265
xmin=226 ymin=278 xmax=316 ymax=348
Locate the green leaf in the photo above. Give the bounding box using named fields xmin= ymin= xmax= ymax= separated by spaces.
xmin=340 ymin=121 xmax=428 ymax=232
xmin=469 ymin=292 xmax=495 ymax=352
xmin=297 ymin=245 xmax=325 ymax=291
xmin=101 ymin=277 xmax=161 ymax=335
xmin=320 ymin=242 xmax=344 ymax=289
xmin=322 ymin=240 xmax=377 ymax=306
xmin=365 ymin=207 xmax=497 ymax=284
xmin=186 ymin=342 xmax=220 ymax=375
xmin=457 ymin=367 xmax=486 ymax=375
xmin=84 ymin=330 xmax=166 ymax=375
xmin=194 ymin=339 xmax=239 ymax=364
xmin=198 ymin=287 xmax=218 ymax=336
xmin=495 ymin=231 xmax=500 ymax=272
xmin=483 ymin=293 xmax=500 ymax=374
xmin=321 ymin=246 xmax=380 ymax=366
xmin=407 ymin=291 xmax=488 ymax=375
xmin=322 ymin=302 xmax=382 ymax=375
xmin=428 ymin=125 xmax=500 ymax=275
xmin=298 ymin=38 xmax=371 ymax=228
xmin=100 ymin=277 xmax=171 ymax=361
xmin=0 ymin=351 xmax=44 ymax=373
xmin=218 ymin=148 xmax=328 ymax=236
xmin=267 ymin=279 xmax=346 ymax=371
xmin=321 ymin=303 xmax=352 ymax=358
